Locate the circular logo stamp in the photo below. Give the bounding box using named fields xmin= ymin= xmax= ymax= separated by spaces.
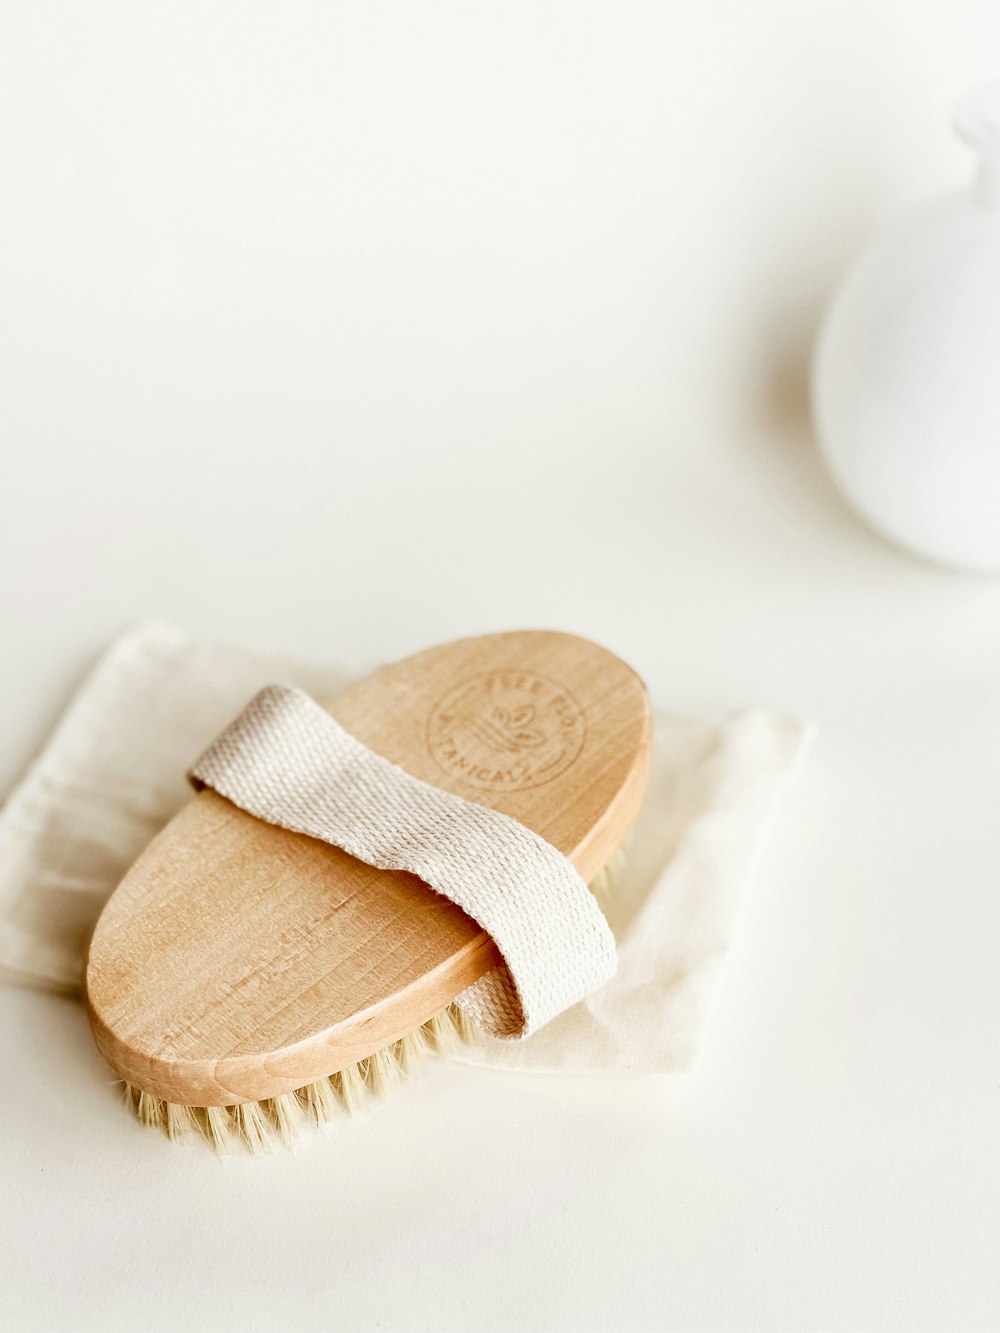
xmin=427 ymin=670 xmax=587 ymax=793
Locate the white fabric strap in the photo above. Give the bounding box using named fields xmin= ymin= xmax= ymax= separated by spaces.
xmin=188 ymin=685 xmax=617 ymax=1039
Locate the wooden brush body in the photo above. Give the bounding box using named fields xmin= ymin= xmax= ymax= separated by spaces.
xmin=86 ymin=631 xmax=652 ymax=1108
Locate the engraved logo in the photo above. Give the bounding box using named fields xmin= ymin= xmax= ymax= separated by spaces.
xmin=427 ymin=670 xmax=587 ymax=792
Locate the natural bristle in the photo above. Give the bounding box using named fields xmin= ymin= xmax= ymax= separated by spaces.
xmin=235 ymin=1101 xmax=272 ymax=1154
xmin=118 ymin=1000 xmax=476 ymax=1153
xmin=204 ymin=1104 xmax=234 ymax=1151
xmin=588 ymin=847 xmax=626 ymax=903
xmin=164 ymin=1101 xmax=199 ymax=1141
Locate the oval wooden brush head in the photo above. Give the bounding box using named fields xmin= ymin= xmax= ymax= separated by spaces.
xmin=85 ymin=631 xmax=652 ymax=1111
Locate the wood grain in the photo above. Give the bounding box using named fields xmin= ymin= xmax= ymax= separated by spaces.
xmin=86 ymin=631 xmax=652 ymax=1105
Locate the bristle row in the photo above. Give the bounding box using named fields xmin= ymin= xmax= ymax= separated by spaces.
xmin=588 ymin=847 xmax=626 ymax=903
xmin=121 ymin=1001 xmax=473 ymax=1154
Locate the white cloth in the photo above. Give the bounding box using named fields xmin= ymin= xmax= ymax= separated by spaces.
xmin=0 ymin=623 xmax=812 ymax=1074
xmin=189 ymin=684 xmax=617 ymax=1038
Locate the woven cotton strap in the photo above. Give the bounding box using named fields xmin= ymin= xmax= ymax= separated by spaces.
xmin=188 ymin=685 xmax=616 ymax=1039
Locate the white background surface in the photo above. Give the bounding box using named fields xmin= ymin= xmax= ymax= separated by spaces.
xmin=2 ymin=4 xmax=999 ymax=1330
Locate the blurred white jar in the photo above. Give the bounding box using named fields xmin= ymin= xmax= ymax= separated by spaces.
xmin=813 ymin=82 xmax=1000 ymax=573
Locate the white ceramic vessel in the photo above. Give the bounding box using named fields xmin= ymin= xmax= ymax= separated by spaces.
xmin=813 ymin=82 xmax=1000 ymax=572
